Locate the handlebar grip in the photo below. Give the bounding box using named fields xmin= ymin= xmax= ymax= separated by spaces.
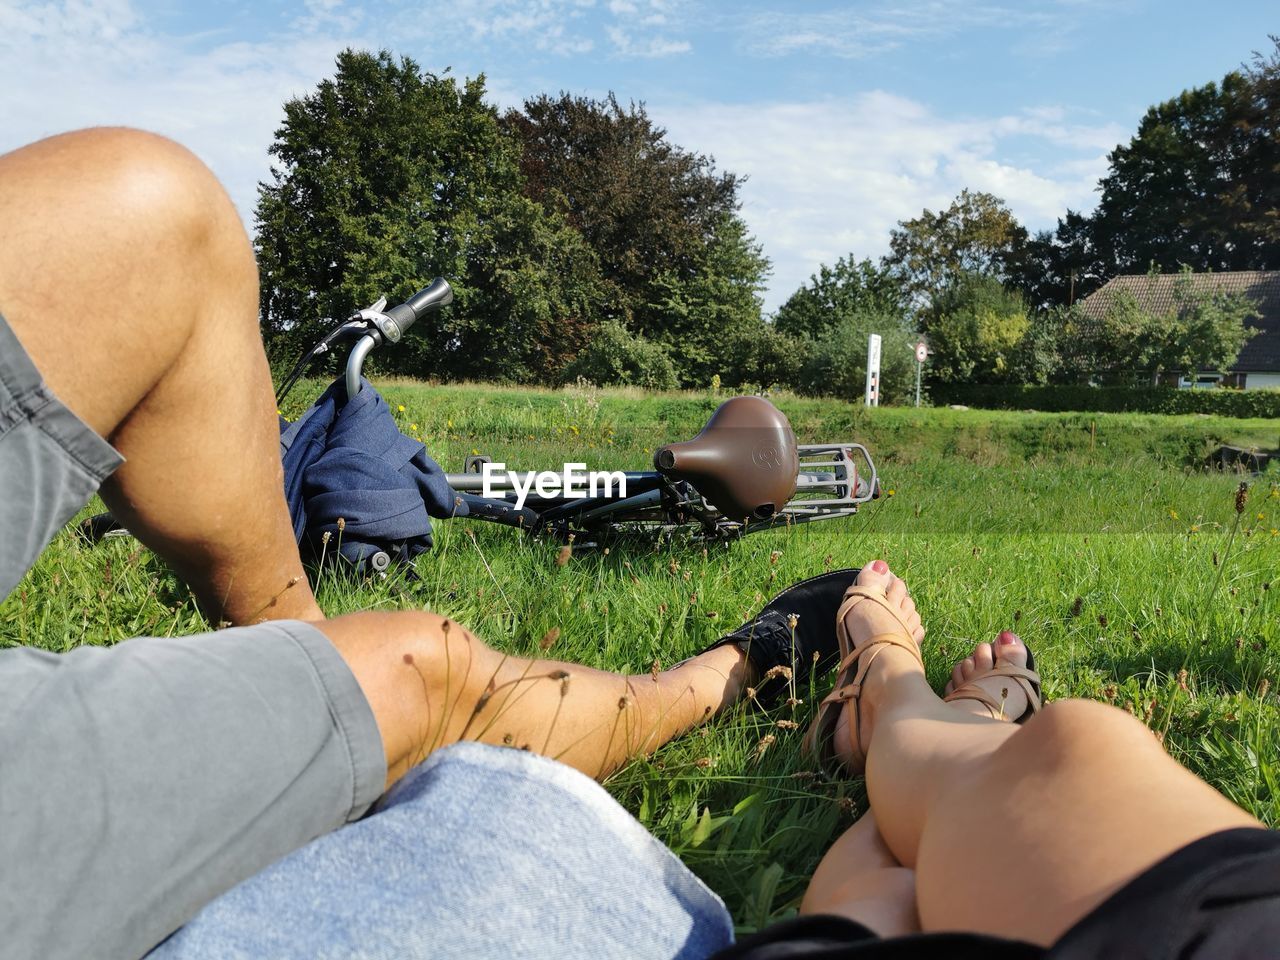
xmin=385 ymin=278 xmax=454 ymax=337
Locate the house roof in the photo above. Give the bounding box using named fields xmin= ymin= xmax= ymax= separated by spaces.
xmin=1078 ymin=271 xmax=1280 ymax=372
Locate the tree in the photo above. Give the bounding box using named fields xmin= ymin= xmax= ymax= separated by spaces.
xmin=773 ymin=256 xmax=908 ymax=341
xmin=885 ymin=190 xmax=1029 ymax=307
xmin=1012 ymin=211 xmax=1106 ymax=311
xmin=795 ymin=310 xmax=917 ymax=403
xmin=1021 ymin=38 xmax=1280 ymax=307
xmin=502 ymin=92 xmax=764 ymax=355
xmin=644 ymin=214 xmax=772 ymax=386
xmin=922 ymin=273 xmax=1030 ymax=383
xmin=562 ymin=320 xmax=678 ymax=390
xmin=256 ymin=50 xmax=605 ymax=384
xmin=1092 ymin=269 xmax=1258 ymax=382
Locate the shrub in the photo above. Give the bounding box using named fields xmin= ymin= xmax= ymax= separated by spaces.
xmin=562 ymin=320 xmax=679 ymax=390
xmin=795 ymin=311 xmax=916 ymax=403
xmin=929 ymin=384 xmax=1280 ymax=419
xmin=923 ymin=273 xmax=1029 ymax=383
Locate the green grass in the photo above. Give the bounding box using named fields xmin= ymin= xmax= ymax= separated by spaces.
xmin=4 ymin=381 xmax=1279 ymax=932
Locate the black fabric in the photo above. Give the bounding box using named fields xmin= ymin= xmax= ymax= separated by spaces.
xmin=714 ymin=828 xmax=1280 ymax=960
xmin=717 ymin=916 xmax=1039 ymax=960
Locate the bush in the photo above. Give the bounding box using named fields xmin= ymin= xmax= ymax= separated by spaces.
xmin=929 ymin=384 xmax=1280 ymax=419
xmin=795 ymin=311 xmax=916 ymax=403
xmin=923 ymin=273 xmax=1029 ymax=383
xmin=562 ymin=320 xmax=679 ymax=390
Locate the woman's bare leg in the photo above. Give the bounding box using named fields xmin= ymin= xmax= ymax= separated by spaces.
xmin=830 ymin=561 xmax=1261 ymax=946
xmin=315 ymin=609 xmax=755 ymax=789
xmin=801 ymin=809 xmax=919 ymax=936
xmin=0 ymin=128 xmax=321 ymax=625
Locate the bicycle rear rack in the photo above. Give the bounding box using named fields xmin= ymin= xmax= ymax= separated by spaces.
xmin=780 ymin=442 xmax=878 ymax=523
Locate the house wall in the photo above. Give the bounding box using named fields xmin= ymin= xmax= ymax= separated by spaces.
xmin=1244 ymin=372 xmax=1280 ymax=391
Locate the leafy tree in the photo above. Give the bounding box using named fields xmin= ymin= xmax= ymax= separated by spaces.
xmin=503 ymin=92 xmax=763 ymax=353
xmin=256 ymin=50 xmax=605 ymax=383
xmin=773 ymin=256 xmax=908 ymax=340
xmin=1006 ymin=308 xmax=1069 ymax=385
xmin=923 ymin=273 xmax=1030 ymax=383
xmin=1017 ymin=38 xmax=1280 ymax=307
xmin=796 ymin=310 xmax=917 ymax=403
xmin=729 ymin=324 xmax=806 ymax=390
xmin=562 ymin=320 xmax=678 ymax=390
xmin=646 ymin=214 xmax=772 ymax=386
xmin=1093 ymin=269 xmax=1258 ymax=382
xmin=1012 ymin=211 xmax=1106 ymax=311
xmin=886 ymin=190 xmax=1029 ymax=307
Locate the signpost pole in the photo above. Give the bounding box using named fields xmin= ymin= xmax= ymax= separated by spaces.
xmin=865 ymin=334 xmax=882 ymax=408
xmin=913 ymin=340 xmax=928 ymax=408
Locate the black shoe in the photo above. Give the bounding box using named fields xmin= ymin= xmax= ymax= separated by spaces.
xmin=704 ymin=568 xmax=860 ymax=706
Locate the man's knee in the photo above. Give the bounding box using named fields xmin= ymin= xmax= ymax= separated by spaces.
xmin=322 ymin=609 xmax=494 ymax=693
xmin=12 ymin=128 xmax=252 ymax=278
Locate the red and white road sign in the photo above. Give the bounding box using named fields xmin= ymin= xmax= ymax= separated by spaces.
xmin=915 ymin=341 xmax=928 ymax=363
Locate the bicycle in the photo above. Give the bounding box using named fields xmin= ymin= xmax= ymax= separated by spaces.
xmin=85 ymin=279 xmax=881 ymax=563
xmin=283 ymin=279 xmax=879 ymax=542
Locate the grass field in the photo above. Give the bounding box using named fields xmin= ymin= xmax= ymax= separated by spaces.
xmin=4 ymin=380 xmax=1279 ymax=932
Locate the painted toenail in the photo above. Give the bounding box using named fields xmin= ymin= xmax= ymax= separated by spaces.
xmin=871 ymin=559 xmax=889 ymax=574
xmin=998 ymin=631 xmax=1019 ymax=645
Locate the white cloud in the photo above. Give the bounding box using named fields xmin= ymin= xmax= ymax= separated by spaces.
xmin=604 ymin=0 xmax=689 ymax=55
xmin=0 ymin=1 xmax=377 ymax=232
xmin=657 ymin=91 xmax=1117 ymax=310
xmin=737 ymin=1 xmax=1074 ymax=59
xmin=606 ymin=24 xmax=690 ymax=56
xmin=292 ymin=0 xmax=363 ymax=34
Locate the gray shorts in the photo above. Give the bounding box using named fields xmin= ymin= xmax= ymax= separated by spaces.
xmin=0 ymin=309 xmax=124 ymax=599
xmin=0 ymin=313 xmax=388 ymax=959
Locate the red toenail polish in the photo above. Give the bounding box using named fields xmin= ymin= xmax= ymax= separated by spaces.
xmin=998 ymin=631 xmax=1018 ymax=645
xmin=871 ymin=559 xmax=889 ymax=574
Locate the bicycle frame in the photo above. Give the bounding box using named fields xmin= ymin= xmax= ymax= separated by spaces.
xmin=444 ymin=441 xmax=877 ymax=543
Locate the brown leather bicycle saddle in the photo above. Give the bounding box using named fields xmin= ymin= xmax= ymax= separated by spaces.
xmin=654 ymin=396 xmax=799 ymax=521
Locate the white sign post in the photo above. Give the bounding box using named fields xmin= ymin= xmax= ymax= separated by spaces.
xmin=914 ymin=341 xmax=928 ymax=408
xmin=865 ymin=333 xmax=882 ymax=407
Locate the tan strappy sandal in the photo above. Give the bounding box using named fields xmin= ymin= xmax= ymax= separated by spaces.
xmin=942 ymin=644 xmax=1043 ymax=723
xmin=804 ymin=584 xmax=923 ymax=777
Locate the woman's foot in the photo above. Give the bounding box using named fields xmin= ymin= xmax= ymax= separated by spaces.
xmin=943 ymin=630 xmax=1039 ymax=722
xmin=823 ymin=561 xmax=926 ymax=771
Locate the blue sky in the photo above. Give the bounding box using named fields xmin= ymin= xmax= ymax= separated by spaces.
xmin=1 ymin=0 xmax=1274 ymax=309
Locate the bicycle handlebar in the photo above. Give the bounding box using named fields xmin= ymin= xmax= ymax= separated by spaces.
xmin=383 ymin=278 xmax=453 ymax=341
xmin=342 ymin=279 xmax=454 ymax=398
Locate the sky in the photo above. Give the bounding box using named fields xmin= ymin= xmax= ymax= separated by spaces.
xmin=1 ymin=0 xmax=1274 ymax=311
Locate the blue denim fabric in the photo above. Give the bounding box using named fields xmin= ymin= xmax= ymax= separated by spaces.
xmin=152 ymin=742 xmax=735 ymax=960
xmin=279 ymin=376 xmax=465 ymax=564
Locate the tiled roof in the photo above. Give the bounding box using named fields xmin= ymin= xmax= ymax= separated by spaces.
xmin=1078 ymin=271 xmax=1280 ymax=372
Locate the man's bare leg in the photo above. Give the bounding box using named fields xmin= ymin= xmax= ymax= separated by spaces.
xmin=0 ymin=128 xmax=321 ymax=625
xmin=315 ymin=610 xmax=754 ymax=788
xmin=825 ymin=562 xmax=1260 ymax=946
